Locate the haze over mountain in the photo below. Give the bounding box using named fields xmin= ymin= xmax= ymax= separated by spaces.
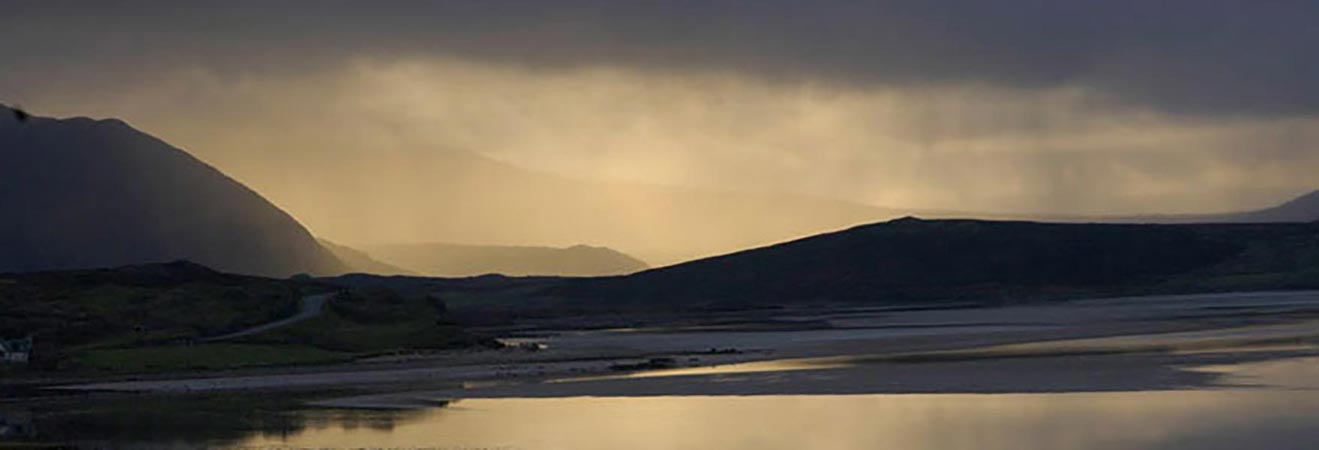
xmin=0 ymin=106 xmax=345 ymax=277
xmin=206 ymin=141 xmax=1319 ymax=268
xmin=1125 ymin=190 xmax=1319 ymax=224
xmin=910 ymin=189 xmax=1319 ymax=226
xmin=317 ymin=239 xmax=413 ymax=276
xmin=291 ymin=147 xmax=902 ymax=266
xmin=364 ymin=242 xmax=648 ymax=277
xmin=964 ymin=189 xmax=1319 ymax=225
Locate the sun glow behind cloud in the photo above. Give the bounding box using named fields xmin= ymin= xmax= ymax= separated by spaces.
xmin=9 ymin=0 xmax=1319 ymax=262
xmin=30 ymin=56 xmax=1319 ymax=220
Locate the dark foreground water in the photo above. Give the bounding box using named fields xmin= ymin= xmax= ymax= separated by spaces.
xmin=8 ymin=358 xmax=1319 ymax=450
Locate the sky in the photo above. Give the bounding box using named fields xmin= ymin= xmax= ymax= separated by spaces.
xmin=4 ymin=1 xmax=1319 ymax=257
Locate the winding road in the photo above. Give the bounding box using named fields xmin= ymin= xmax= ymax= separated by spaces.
xmin=201 ymin=292 xmax=334 ymax=342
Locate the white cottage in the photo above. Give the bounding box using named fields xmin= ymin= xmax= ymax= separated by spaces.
xmin=0 ymin=337 xmax=32 ymax=364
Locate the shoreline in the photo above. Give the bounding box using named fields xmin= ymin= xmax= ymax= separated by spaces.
xmin=12 ymin=290 xmax=1319 ymax=408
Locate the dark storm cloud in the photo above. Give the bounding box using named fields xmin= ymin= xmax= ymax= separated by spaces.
xmin=3 ymin=0 xmax=1317 ymax=116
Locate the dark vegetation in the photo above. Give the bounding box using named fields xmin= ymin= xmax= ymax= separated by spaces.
xmin=0 ymin=262 xmax=487 ymax=373
xmin=0 ymin=262 xmax=304 ymax=368
xmin=235 ymin=287 xmax=494 ymax=353
xmin=323 ymin=273 xmax=577 ymax=326
xmin=12 ymin=393 xmax=434 ymax=447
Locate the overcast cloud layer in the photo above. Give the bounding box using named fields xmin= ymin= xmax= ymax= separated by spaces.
xmin=3 ymin=1 xmax=1318 ymax=246
xmin=7 ymin=1 xmax=1319 ymax=115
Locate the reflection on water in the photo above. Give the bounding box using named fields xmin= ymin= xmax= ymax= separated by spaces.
xmin=553 ymin=356 xmax=852 ymax=382
xmin=4 ymin=395 xmax=432 ymax=449
xmin=1200 ymin=356 xmax=1319 ymax=390
xmin=13 ymin=358 xmax=1319 ymax=450
xmin=13 ymin=391 xmax=1319 ymax=449
xmin=241 ymin=392 xmax=1319 ymax=450
xmin=874 ymin=320 xmax=1319 ymax=361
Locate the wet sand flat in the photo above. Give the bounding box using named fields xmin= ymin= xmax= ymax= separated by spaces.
xmin=45 ymin=291 xmax=1319 ymax=407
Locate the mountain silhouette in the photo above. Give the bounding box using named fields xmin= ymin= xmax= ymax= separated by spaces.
xmin=363 ymin=242 xmax=649 ymax=277
xmin=0 ymin=106 xmax=345 ymax=276
xmin=552 ymin=217 xmax=1319 ymax=308
xmin=1090 ymin=190 xmax=1319 ymax=224
xmin=1214 ymin=190 xmax=1319 ymax=222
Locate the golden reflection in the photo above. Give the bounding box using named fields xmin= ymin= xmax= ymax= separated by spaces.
xmin=240 ymin=391 xmax=1319 ymax=450
xmin=551 ymin=356 xmax=854 ymax=383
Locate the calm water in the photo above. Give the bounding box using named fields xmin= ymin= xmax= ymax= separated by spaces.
xmin=238 ymin=392 xmax=1319 ymax=450
xmin=10 ymin=358 xmax=1319 ymax=449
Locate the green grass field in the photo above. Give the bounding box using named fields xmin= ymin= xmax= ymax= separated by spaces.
xmin=2 ymin=263 xmax=489 ymax=375
xmin=72 ymin=343 xmax=349 ymax=373
xmin=236 ymin=289 xmax=488 ymax=354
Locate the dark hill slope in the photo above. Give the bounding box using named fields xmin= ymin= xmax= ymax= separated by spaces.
xmin=554 ymin=218 xmax=1319 ymax=308
xmin=0 ymin=106 xmax=345 ymax=276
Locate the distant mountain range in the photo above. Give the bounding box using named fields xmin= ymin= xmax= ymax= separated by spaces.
xmin=266 ymin=139 xmax=1319 ymax=267
xmin=0 ymin=105 xmax=345 ymax=277
xmin=545 ymin=218 xmax=1319 ymax=309
xmin=1110 ymin=190 xmax=1319 ymax=224
xmin=317 ymin=239 xmax=414 ymax=275
xmin=5 ymin=105 xmax=1318 ymax=281
xmin=0 ymin=106 xmax=652 ymax=279
xmin=882 ymin=190 xmax=1319 ymax=226
xmin=361 ymin=242 xmax=648 ymax=277
xmin=259 ymin=144 xmax=900 ymax=267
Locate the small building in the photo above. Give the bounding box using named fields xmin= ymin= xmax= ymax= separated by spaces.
xmin=0 ymin=337 xmax=32 ymax=364
xmin=0 ymin=410 xmax=35 ymax=439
